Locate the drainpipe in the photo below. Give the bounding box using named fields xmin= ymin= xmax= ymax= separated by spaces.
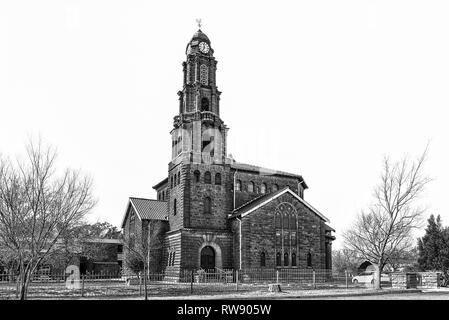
xmin=236 ymin=217 xmax=242 ymax=270
xmin=233 ymin=169 xmax=237 ymax=209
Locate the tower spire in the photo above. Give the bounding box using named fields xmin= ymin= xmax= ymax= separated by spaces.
xmin=195 ymin=18 xmax=202 ymax=29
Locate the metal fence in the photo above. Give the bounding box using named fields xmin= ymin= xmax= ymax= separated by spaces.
xmin=0 ymin=268 xmax=386 ymax=299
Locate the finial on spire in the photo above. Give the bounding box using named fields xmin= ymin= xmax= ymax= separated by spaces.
xmin=196 ymin=18 xmax=202 ymax=29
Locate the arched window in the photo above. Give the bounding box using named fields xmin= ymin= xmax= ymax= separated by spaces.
xmin=248 ymin=181 xmax=254 ymax=193
xmin=261 ymin=183 xmax=267 ymax=194
xmin=168 ymin=252 xmax=172 ymax=266
xmin=177 ymin=173 xmax=181 ymax=185
xmin=283 ymin=231 xmax=290 ymax=248
xmin=215 ymin=173 xmax=221 ymax=185
xmin=283 ymin=213 xmax=289 ymax=228
xmin=177 ymin=136 xmax=182 ymax=154
xmin=260 ymin=251 xmax=266 ymax=267
xmin=235 ymin=180 xmax=241 ymax=191
xmin=272 ymin=184 xmax=278 ymax=192
xmin=307 ymin=252 xmax=312 ymax=267
xmin=204 ymin=171 xmax=211 ymax=184
xmin=173 ymin=199 xmax=177 ymax=216
xmin=290 ymin=214 xmax=296 ymax=230
xmin=201 ymin=97 xmax=209 ymax=111
xmin=204 ymin=197 xmax=212 ymax=214
xmin=171 ymin=252 xmax=176 ymax=266
xmin=170 ymin=176 xmax=173 ymax=188
xmin=291 ymin=252 xmax=297 ymax=266
xmin=129 ymin=211 xmax=135 ymax=235
xmin=275 ymin=213 xmax=281 ymax=228
xmin=284 ymin=252 xmax=289 ymax=266
xmin=194 ymin=170 xmax=200 ymax=183
xmin=200 ymin=65 xmax=209 ymax=86
xmin=276 ymin=252 xmax=281 ymax=267
xmin=173 ymin=173 xmax=177 ymax=187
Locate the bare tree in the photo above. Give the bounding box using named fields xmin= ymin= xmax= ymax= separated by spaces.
xmin=332 ymin=248 xmax=360 ymax=275
xmin=0 ymin=140 xmax=96 ymax=299
xmin=343 ymin=147 xmax=430 ymax=289
xmin=122 ymin=220 xmax=166 ymax=300
xmin=386 ymin=246 xmax=419 ymax=272
xmin=43 ymin=221 xmax=121 ymax=273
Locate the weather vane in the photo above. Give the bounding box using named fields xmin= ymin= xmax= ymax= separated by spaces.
xmin=196 ymin=18 xmax=202 ymax=29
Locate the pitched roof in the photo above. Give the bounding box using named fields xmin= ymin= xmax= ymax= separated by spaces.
xmin=130 ymin=197 xmax=168 ymax=220
xmin=229 ymin=187 xmax=329 ymax=222
xmin=231 ymin=187 xmax=287 ymax=217
xmin=121 ymin=197 xmax=168 ymax=228
xmin=231 ymin=162 xmax=308 ymax=189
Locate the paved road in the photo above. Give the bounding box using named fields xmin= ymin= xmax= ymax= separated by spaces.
xmin=300 ymin=291 xmax=449 ymax=300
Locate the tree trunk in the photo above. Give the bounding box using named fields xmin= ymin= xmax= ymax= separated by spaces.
xmin=19 ymin=268 xmax=32 ymax=300
xmin=143 ymin=261 xmax=148 ymax=300
xmin=373 ymin=263 xmax=382 ymax=290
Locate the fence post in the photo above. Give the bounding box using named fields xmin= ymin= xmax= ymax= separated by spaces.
xmin=139 ymin=272 xmax=142 ymax=295
xmin=313 ymin=270 xmax=316 ymax=289
xmin=81 ymin=275 xmax=85 ymax=297
xmin=276 ymin=270 xmax=279 ymax=284
xmin=190 ymin=270 xmax=194 ymax=294
xmin=236 ymin=270 xmax=239 ymax=291
xmin=345 ymin=270 xmax=348 ymax=289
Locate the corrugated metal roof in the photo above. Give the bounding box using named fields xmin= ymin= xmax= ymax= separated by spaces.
xmin=129 ymin=197 xmax=168 ymax=221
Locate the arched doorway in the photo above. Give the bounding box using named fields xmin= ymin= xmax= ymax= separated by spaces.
xmin=200 ymin=246 xmax=215 ymax=270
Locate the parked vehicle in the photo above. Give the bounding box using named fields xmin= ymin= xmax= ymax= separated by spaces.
xmin=352 ymin=271 xmax=391 ymax=284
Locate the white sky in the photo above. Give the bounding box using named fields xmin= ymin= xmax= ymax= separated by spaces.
xmin=1 ymin=1 xmax=448 ymax=249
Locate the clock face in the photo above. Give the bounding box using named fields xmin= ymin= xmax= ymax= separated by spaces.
xmin=199 ymin=42 xmax=210 ymax=53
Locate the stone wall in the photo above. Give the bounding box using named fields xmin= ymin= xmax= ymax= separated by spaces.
xmin=391 ymin=272 xmax=418 ymax=289
xmin=181 ymin=229 xmax=233 ymax=270
xmin=162 ymin=230 xmax=182 ymax=275
xmin=419 ymin=272 xmax=441 ymax=288
xmin=122 ymin=207 xmax=168 ymax=274
xmin=168 ymin=162 xmax=186 ymax=231
xmin=233 ymin=170 xmax=303 ymax=209
xmin=122 ymin=206 xmax=143 ymax=275
xmin=239 ymin=192 xmax=326 ymax=269
xmin=184 ymin=163 xmax=233 ymax=230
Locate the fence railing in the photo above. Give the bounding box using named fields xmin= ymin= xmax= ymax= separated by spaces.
xmin=0 ymin=268 xmax=401 ymax=299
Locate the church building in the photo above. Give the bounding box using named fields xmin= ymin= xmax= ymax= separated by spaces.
xmin=121 ymin=27 xmax=335 ymax=275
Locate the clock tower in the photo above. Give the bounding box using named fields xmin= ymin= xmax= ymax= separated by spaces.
xmin=167 ymin=28 xmax=233 ymax=241
xmin=171 ymin=29 xmax=229 ymax=165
